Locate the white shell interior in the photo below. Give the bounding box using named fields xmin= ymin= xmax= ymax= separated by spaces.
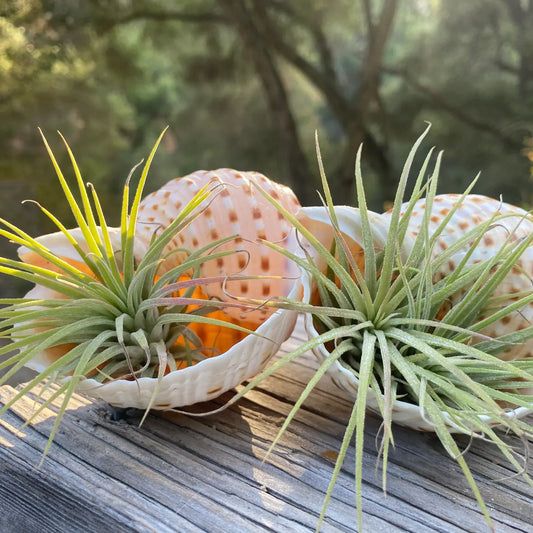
xmin=75 ymin=278 xmax=301 ymax=409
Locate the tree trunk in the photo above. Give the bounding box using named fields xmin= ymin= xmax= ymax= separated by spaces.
xmin=219 ymin=0 xmax=317 ymax=205
xmin=501 ymin=0 xmax=533 ymax=99
xmin=337 ymin=0 xmax=398 ymax=204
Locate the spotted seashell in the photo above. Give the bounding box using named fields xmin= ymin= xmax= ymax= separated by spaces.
xmin=15 ymin=170 xmax=302 ymax=410
xmin=136 ymin=169 xmax=301 ymax=325
xmin=383 ymin=194 xmax=533 ymax=361
xmin=74 ymin=278 xmax=302 ymax=410
xmin=298 ymin=194 xmax=533 ymax=432
xmin=17 ymin=277 xmax=300 ymax=410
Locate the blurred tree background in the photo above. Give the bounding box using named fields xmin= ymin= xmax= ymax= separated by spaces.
xmin=1 ymin=0 xmax=533 ymax=296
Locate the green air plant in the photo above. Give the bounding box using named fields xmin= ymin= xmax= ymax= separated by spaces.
xmin=0 ymin=130 xmax=300 ymax=458
xmin=233 ymin=127 xmax=533 ymax=531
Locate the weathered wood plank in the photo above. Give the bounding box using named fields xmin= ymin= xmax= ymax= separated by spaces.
xmin=1 ymin=319 xmax=532 ymax=532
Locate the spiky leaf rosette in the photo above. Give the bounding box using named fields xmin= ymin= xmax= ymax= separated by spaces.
xmin=230 ymin=128 xmax=533 ymax=532
xmin=0 ymin=130 xmax=299 ymax=457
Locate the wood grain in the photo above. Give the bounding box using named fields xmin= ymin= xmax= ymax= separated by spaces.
xmin=1 ymin=319 xmax=532 ymax=533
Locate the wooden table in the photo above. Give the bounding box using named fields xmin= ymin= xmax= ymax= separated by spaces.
xmin=1 ymin=319 xmax=532 ymax=533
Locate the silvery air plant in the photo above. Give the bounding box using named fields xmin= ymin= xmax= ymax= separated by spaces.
xmin=0 ymin=129 xmax=301 ymax=457
xmin=238 ymin=127 xmax=533 ymax=531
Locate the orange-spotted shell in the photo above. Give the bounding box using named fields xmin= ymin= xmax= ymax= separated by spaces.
xmin=298 ymin=194 xmax=533 ymax=432
xmin=17 ymin=276 xmax=300 ymax=410
xmin=384 ymin=194 xmax=533 ymax=362
xmin=135 ymin=169 xmax=301 ymax=325
xmin=15 ymin=170 xmax=302 ymax=410
xmin=76 ymin=281 xmax=301 ymax=409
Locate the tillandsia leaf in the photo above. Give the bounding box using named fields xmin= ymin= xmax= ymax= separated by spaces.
xmin=251 ymin=182 xmax=365 ymax=311
xmin=59 ymin=132 xmax=102 ymax=250
xmin=373 ymin=125 xmax=431 ymax=311
xmin=122 ymin=128 xmax=169 ymax=285
xmin=350 ymin=330 xmax=377 ymax=532
xmin=38 ymin=129 xmax=102 ymax=267
xmin=88 ymin=182 xmax=123 ymax=282
xmin=353 ymin=145 xmax=376 ymax=297
xmin=316 ymin=133 xmax=370 ymax=307
xmin=251 ymin=232 xmax=354 ymax=312
xmin=230 ymin=128 xmax=533 ymax=532
xmin=0 ymin=221 xmax=94 ymax=285
xmin=1 ymin=130 xmax=272 ymax=457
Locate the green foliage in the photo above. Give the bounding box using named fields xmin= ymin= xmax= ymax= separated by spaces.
xmin=224 ymin=129 xmax=533 ymax=532
xmin=0 ymin=130 xmax=257 ymax=456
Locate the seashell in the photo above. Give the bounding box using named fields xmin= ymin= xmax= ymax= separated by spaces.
xmin=14 ymin=169 xmax=302 ymax=410
xmin=136 ymin=169 xmax=301 ymax=324
xmin=27 ymin=279 xmax=301 ymax=410
xmin=298 ymin=194 xmax=533 ymax=432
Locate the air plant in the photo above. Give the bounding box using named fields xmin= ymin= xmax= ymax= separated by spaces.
xmin=232 ymin=127 xmax=533 ymax=531
xmin=0 ymin=130 xmax=300 ymax=457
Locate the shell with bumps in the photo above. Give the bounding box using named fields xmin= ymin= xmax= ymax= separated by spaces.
xmin=16 ymin=169 xmax=302 ymax=410
xmin=298 ymin=194 xmax=533 ymax=431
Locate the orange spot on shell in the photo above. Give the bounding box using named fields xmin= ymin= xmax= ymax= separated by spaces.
xmin=238 ymin=255 xmax=247 ymax=270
